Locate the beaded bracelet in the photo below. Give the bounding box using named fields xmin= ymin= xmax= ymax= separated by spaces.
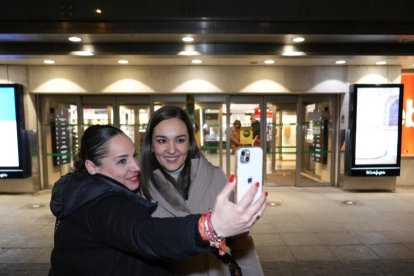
xmin=198 ymin=211 xmax=229 ymax=255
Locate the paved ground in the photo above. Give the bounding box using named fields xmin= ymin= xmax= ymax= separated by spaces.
xmin=1 ymin=186 xmax=414 ymax=275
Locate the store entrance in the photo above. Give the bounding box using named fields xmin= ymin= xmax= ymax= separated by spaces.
xmin=40 ymin=94 xmax=338 ymax=189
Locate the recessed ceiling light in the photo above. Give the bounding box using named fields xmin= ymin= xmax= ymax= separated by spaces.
xmin=264 ymin=59 xmax=275 ymax=64
xmin=71 ymin=50 xmax=94 ymax=56
xmin=178 ymin=45 xmax=200 ymax=56
xmin=191 ymin=59 xmax=202 ymax=64
xmin=68 ymin=36 xmax=82 ymax=42
xmin=95 ymin=8 xmax=102 ymax=14
xmin=118 ymin=59 xmax=129 ymax=64
xmin=182 ymin=36 xmax=194 ymax=43
xmin=71 ymin=45 xmax=94 ymax=56
xmin=336 ymin=60 xmax=346 ymax=64
xmin=178 ymin=50 xmax=200 ymax=56
xmin=43 ymin=59 xmax=55 ymax=64
xmin=376 ymin=61 xmax=387 ymax=65
xmin=292 ymin=37 xmax=305 ymax=43
xmin=281 ymin=45 xmax=306 ymax=56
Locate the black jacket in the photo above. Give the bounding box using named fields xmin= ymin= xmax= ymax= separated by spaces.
xmin=49 ymin=171 xmax=210 ymax=276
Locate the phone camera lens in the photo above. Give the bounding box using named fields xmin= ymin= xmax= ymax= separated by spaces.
xmin=241 ymin=151 xmax=245 ymax=156
xmin=245 ymin=156 xmax=250 ymax=162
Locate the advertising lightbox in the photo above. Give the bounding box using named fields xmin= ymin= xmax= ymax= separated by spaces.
xmin=0 ymin=84 xmax=31 ymax=178
xmin=401 ymin=73 xmax=414 ymax=155
xmin=347 ymin=84 xmax=404 ymax=176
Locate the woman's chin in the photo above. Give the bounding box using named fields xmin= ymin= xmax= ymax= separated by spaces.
xmin=126 ymin=182 xmax=139 ymax=191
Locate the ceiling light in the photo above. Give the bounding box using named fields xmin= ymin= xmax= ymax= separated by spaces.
xmin=336 ymin=60 xmax=346 ymax=64
xmin=182 ymin=36 xmax=194 ymax=43
xmin=191 ymin=59 xmax=202 ymax=64
xmin=118 ymin=59 xmax=129 ymax=64
xmin=68 ymin=36 xmax=82 ymax=42
xmin=43 ymin=59 xmax=55 ymax=64
xmin=95 ymin=8 xmax=102 ymax=14
xmin=178 ymin=50 xmax=200 ymax=56
xmin=71 ymin=45 xmax=95 ymax=56
xmin=178 ymin=45 xmax=200 ymax=56
xmin=264 ymin=59 xmax=275 ymax=64
xmin=282 ymin=51 xmax=305 ymax=56
xmin=292 ymin=37 xmax=305 ymax=43
xmin=71 ymin=50 xmax=94 ymax=56
xmin=376 ymin=61 xmax=387 ymax=65
xmin=281 ymin=45 xmax=306 ymax=56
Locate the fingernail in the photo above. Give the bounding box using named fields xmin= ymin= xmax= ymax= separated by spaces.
xmin=229 ymin=175 xmax=235 ymax=183
xmin=256 ymin=182 xmax=260 ymax=187
xmin=265 ymin=191 xmax=268 ymax=197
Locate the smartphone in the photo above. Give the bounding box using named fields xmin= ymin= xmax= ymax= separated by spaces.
xmin=235 ymin=147 xmax=263 ymax=203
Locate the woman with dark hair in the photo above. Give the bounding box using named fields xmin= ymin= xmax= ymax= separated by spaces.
xmin=140 ymin=106 xmax=264 ymax=276
xmin=49 ymin=124 xmax=266 ymax=276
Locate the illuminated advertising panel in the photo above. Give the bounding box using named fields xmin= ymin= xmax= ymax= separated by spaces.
xmin=401 ymin=74 xmax=414 ymax=155
xmin=0 ymin=84 xmax=31 ymax=178
xmin=348 ymin=84 xmax=403 ymax=176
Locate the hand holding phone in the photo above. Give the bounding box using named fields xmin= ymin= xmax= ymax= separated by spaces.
xmin=235 ymin=147 xmax=263 ymax=203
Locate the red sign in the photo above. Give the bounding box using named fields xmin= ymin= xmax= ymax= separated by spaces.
xmin=254 ymin=108 xmax=272 ymax=118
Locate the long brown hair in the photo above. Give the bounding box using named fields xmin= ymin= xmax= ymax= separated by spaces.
xmin=140 ymin=105 xmax=200 ymax=200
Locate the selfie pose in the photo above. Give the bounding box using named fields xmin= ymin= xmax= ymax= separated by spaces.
xmin=140 ymin=105 xmax=264 ymax=276
xmin=49 ymin=125 xmax=266 ymax=276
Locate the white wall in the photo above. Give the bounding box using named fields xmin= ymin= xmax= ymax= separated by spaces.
xmin=25 ymin=64 xmax=401 ymax=131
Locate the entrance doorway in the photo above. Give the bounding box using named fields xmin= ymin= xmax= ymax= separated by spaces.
xmin=265 ymin=97 xmax=298 ymax=186
xmin=40 ymin=94 xmax=339 ymax=189
xmin=299 ymin=96 xmax=335 ymax=187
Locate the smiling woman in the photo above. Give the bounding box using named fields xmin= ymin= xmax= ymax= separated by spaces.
xmin=83 ymin=133 xmax=140 ymax=191
xmin=151 ymin=117 xmax=190 ymax=173
xmin=139 ymin=105 xmax=264 ymax=276
xmin=48 ymin=124 xmax=267 ymax=275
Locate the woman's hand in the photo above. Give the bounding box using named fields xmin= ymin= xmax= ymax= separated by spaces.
xmin=210 ymin=176 xmax=266 ymax=238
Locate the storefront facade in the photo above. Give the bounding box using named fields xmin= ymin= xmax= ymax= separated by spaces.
xmin=1 ymin=64 xmax=413 ymax=192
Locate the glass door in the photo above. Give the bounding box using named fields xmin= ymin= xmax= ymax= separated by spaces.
xmin=228 ymin=97 xmax=264 ymax=177
xmin=119 ymin=105 xmax=150 ymax=156
xmin=265 ymin=97 xmax=298 ymax=186
xmin=194 ymin=96 xmax=227 ymax=170
xmin=40 ymin=96 xmax=81 ymax=188
xmin=299 ymin=96 xmax=334 ymax=186
xmin=82 ymin=105 xmax=113 ymax=130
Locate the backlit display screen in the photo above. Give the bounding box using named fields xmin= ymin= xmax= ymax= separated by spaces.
xmin=0 ymin=87 xmax=20 ymax=167
xmin=348 ymin=84 xmax=404 ymax=176
xmin=0 ymin=84 xmax=31 ymax=178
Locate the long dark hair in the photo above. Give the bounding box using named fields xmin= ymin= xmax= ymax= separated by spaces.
xmin=140 ymin=105 xmax=201 ymax=200
xmin=73 ymin=125 xmax=124 ymax=172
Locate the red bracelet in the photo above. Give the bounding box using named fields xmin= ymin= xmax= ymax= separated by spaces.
xmin=198 ymin=212 xmax=229 ymax=255
xmin=206 ymin=209 xmax=225 ymax=242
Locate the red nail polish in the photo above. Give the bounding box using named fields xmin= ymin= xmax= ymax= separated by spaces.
xmin=265 ymin=191 xmax=268 ymax=197
xmin=256 ymin=182 xmax=260 ymax=187
xmin=229 ymin=175 xmax=235 ymax=183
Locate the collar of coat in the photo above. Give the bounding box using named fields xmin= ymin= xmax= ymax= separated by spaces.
xmin=50 ymin=171 xmax=157 ymax=219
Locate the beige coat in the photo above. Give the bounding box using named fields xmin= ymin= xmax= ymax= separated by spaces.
xmin=149 ymin=155 xmax=264 ymax=276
